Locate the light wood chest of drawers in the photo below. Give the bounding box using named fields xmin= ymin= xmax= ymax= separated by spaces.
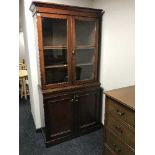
xmin=104 ymin=86 xmax=135 ymax=155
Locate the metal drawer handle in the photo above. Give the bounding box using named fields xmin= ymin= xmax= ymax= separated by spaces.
xmin=115 ymin=126 xmax=123 ymax=134
xmin=114 ymin=148 xmax=121 ymax=152
xmin=75 ymin=99 xmax=78 ymax=102
xmin=70 ymin=99 xmax=74 ymax=102
xmin=116 ymin=110 xmax=125 ymax=116
xmin=113 ymin=144 xmax=121 ymax=152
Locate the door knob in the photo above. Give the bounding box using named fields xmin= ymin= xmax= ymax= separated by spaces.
xmin=70 ymin=99 xmax=74 ymax=102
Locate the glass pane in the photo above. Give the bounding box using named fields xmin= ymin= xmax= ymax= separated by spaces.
xmin=75 ymin=20 xmax=95 ymax=46
xmin=75 ymin=48 xmax=94 ymax=81
xmin=75 ymin=65 xmax=93 ymax=81
xmin=42 ymin=17 xmax=69 ymax=85
xmin=75 ymin=49 xmax=94 ymax=64
xmin=45 ymin=68 xmax=68 ymax=84
xmin=44 ymin=49 xmax=67 ymax=66
xmin=42 ymin=17 xmax=67 ymax=46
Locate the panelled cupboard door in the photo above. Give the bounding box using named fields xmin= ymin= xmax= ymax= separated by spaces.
xmin=44 ymin=94 xmax=74 ymax=140
xmin=77 ymin=89 xmax=100 ymax=131
xmin=37 ymin=14 xmax=72 ymax=89
xmin=72 ymin=16 xmax=99 ymax=84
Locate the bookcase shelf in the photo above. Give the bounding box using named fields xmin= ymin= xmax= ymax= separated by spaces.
xmin=45 ymin=64 xmax=68 ymax=69
xmin=44 ymin=45 xmax=67 ymax=50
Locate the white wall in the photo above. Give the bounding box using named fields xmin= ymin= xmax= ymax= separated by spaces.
xmin=93 ymin=0 xmax=135 ymax=123
xmin=93 ymin=0 xmax=135 ymax=90
xmin=23 ymin=0 xmax=94 ymax=129
xmin=38 ymin=0 xmax=93 ymax=7
xmin=19 ymin=32 xmax=26 ymax=62
xmin=22 ymin=0 xmax=42 ymax=129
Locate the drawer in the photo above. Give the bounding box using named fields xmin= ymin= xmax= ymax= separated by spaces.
xmin=104 ymin=144 xmax=115 ymax=155
xmin=106 ymin=97 xmax=135 ymax=127
xmin=106 ymin=114 xmax=135 ymax=148
xmin=105 ymin=128 xmax=134 ymax=155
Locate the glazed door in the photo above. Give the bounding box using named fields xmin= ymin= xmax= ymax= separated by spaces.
xmin=37 ymin=14 xmax=72 ymax=89
xmin=44 ymin=94 xmax=74 ymax=140
xmin=76 ymin=89 xmax=101 ymax=131
xmin=72 ymin=17 xmax=99 ymax=84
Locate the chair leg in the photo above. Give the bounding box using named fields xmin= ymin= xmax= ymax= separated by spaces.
xmin=20 ymin=78 xmax=24 ymax=98
xmin=23 ymin=77 xmax=27 ymax=100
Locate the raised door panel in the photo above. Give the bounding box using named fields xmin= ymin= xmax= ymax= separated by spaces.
xmin=44 ymin=95 xmax=74 ymax=140
xmin=77 ymin=89 xmax=100 ymax=131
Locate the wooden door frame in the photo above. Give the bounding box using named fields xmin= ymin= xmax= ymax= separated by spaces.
xmin=36 ymin=13 xmax=72 ymax=90
xmin=71 ymin=16 xmax=99 ymax=85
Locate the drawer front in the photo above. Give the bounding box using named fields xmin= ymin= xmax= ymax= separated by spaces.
xmin=105 ymin=128 xmax=135 ymax=155
xmin=106 ymin=97 xmax=135 ymax=127
xmin=106 ymin=114 xmax=135 ymax=148
xmin=104 ymin=144 xmax=115 ymax=155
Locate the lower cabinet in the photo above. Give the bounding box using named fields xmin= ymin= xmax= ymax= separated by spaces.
xmin=43 ymin=87 xmax=102 ymax=146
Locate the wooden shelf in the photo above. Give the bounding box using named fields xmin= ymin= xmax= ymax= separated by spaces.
xmin=44 ymin=45 xmax=67 ymax=50
xmin=76 ymin=63 xmax=93 ymax=67
xmin=75 ymin=45 xmax=95 ymax=50
xmin=45 ymin=64 xmax=68 ymax=69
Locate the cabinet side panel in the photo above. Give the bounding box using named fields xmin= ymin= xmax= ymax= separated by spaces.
xmin=36 ymin=14 xmax=45 ymax=88
xmin=34 ymin=14 xmax=45 ymax=127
